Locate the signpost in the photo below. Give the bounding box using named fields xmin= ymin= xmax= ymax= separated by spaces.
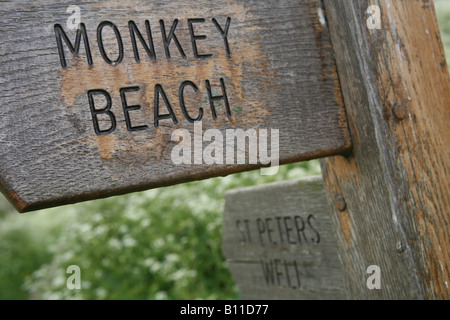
xmin=221 ymin=0 xmax=450 ymax=301
xmin=0 ymin=0 xmax=449 ymax=301
xmin=0 ymin=0 xmax=350 ymax=212
xmin=222 ymin=177 xmax=347 ymax=300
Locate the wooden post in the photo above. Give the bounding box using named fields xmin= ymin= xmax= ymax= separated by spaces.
xmin=320 ymin=0 xmax=450 ymax=299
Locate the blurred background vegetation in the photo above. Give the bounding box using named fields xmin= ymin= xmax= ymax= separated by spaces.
xmin=437 ymin=0 xmax=450 ymax=68
xmin=1 ymin=1 xmax=449 ymax=300
xmin=0 ymin=161 xmax=321 ymax=300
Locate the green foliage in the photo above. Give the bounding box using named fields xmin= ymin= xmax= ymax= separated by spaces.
xmin=0 ymin=209 xmax=66 ymax=299
xmin=0 ymin=162 xmax=320 ymax=300
xmin=436 ymin=0 xmax=450 ymax=69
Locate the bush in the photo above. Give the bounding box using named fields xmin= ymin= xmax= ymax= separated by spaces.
xmin=1 ymin=162 xmax=320 ymax=300
xmin=436 ymin=0 xmax=450 ymax=69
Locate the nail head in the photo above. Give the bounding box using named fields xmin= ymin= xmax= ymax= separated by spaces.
xmin=393 ymin=104 xmax=407 ymax=120
xmin=336 ymin=195 xmax=347 ymax=211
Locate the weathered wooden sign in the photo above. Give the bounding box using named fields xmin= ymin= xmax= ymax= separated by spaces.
xmin=222 ymin=177 xmax=347 ymax=300
xmin=0 ymin=0 xmax=350 ymax=212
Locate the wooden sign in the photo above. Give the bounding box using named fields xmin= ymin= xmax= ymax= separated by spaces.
xmin=222 ymin=177 xmax=347 ymax=300
xmin=0 ymin=0 xmax=350 ymax=212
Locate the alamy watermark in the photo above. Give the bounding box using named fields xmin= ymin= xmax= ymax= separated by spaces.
xmin=170 ymin=121 xmax=280 ymax=176
xmin=366 ymin=265 xmax=381 ymax=290
xmin=66 ymin=265 xmax=81 ymax=290
xmin=66 ymin=5 xmax=81 ymax=30
xmin=367 ymin=5 xmax=381 ymax=30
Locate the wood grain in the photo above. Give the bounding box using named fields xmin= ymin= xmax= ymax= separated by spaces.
xmin=0 ymin=0 xmax=351 ymax=212
xmin=321 ymin=0 xmax=450 ymax=299
xmin=222 ymin=177 xmax=347 ymax=300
